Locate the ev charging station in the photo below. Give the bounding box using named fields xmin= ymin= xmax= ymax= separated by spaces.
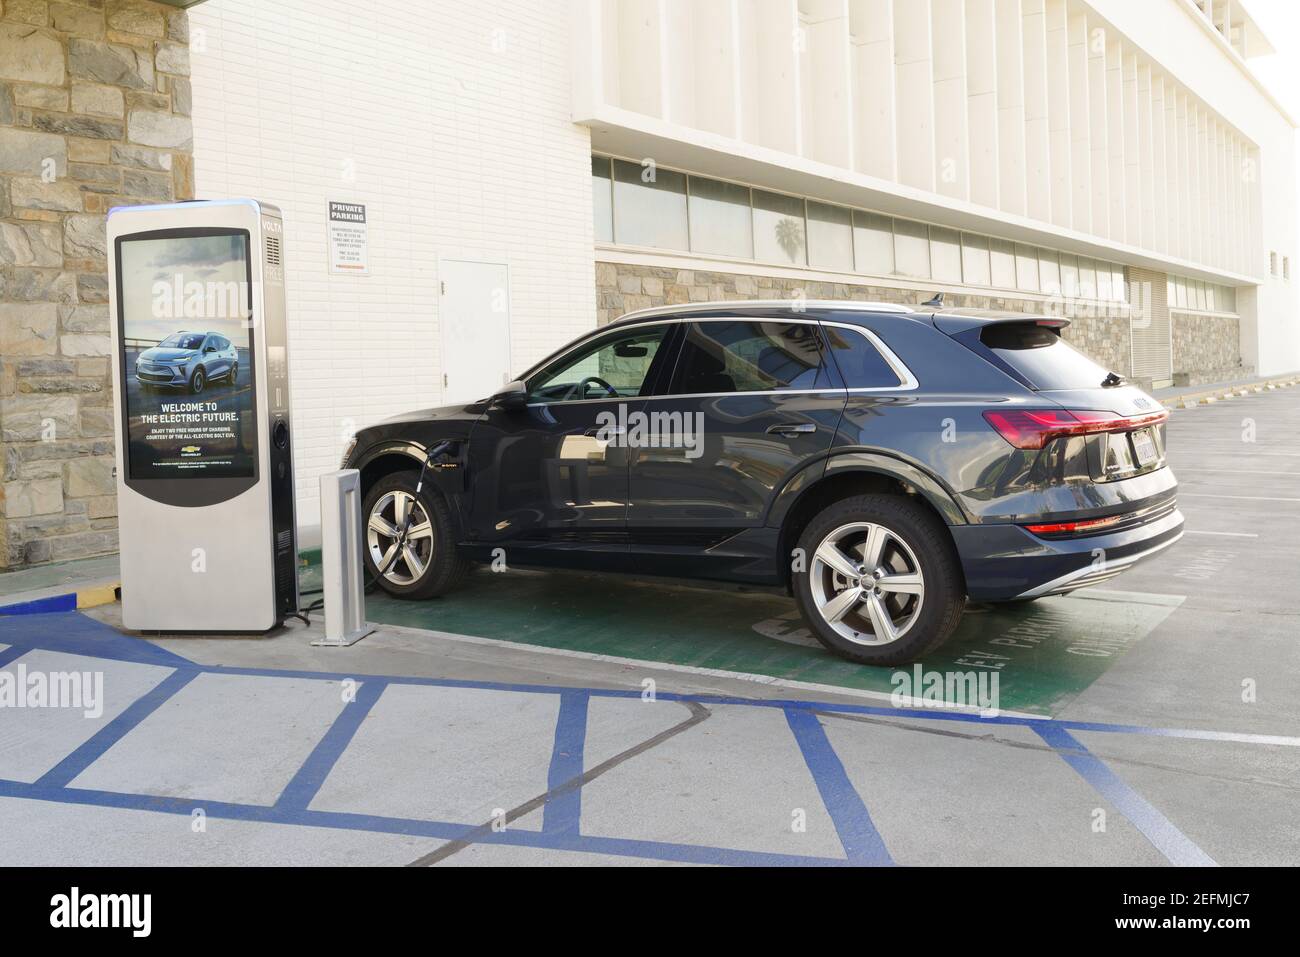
xmin=108 ymin=199 xmax=298 ymax=632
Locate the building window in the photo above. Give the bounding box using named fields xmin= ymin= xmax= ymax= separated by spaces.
xmin=592 ymin=155 xmax=613 ymax=243
xmin=1014 ymin=244 xmax=1040 ymax=292
xmin=1039 ymin=249 xmax=1061 ymax=295
xmin=1270 ymin=251 xmax=1278 ymax=276
xmin=807 ymin=201 xmax=854 ymax=271
xmin=990 ymin=238 xmax=1016 ymax=289
xmin=612 ymin=159 xmax=688 ymax=250
xmin=1285 ymin=256 xmax=1291 ymax=281
xmin=688 ymin=176 xmax=752 ymax=259
xmin=929 ymin=227 xmax=962 ymax=284
xmin=1077 ymin=258 xmax=1097 ymax=299
xmin=593 ymin=154 xmax=1133 ymax=304
xmin=893 ymin=218 xmax=930 ymax=279
xmin=1059 ymin=253 xmax=1079 ymax=298
xmin=752 ymin=189 xmax=807 ymax=265
xmin=961 ymin=233 xmax=991 ymax=287
xmin=853 ymin=211 xmax=893 ymax=275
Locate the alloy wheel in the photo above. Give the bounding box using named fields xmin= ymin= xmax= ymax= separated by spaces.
xmin=366 ymin=489 xmax=434 ymax=586
xmin=809 ymin=521 xmax=925 ymax=645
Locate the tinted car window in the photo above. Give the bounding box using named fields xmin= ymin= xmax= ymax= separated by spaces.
xmin=160 ymin=333 xmax=205 ymax=350
xmin=821 ymin=325 xmax=902 ymax=388
xmin=977 ymin=323 xmax=1113 ymax=390
xmin=528 ymin=325 xmax=669 ymax=403
xmin=671 ymin=321 xmax=827 ymax=394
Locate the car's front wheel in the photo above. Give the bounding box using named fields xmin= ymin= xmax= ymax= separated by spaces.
xmin=189 ymin=367 xmax=205 ymax=394
xmin=228 ymin=362 xmax=237 ymax=385
xmin=362 ymin=471 xmax=470 ymax=600
xmin=793 ymin=494 xmax=965 ymax=665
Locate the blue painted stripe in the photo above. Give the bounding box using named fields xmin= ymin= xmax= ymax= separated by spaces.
xmin=3 ymin=610 xmax=1291 ymax=749
xmin=542 ymin=690 xmax=590 ymax=836
xmin=275 ymin=680 xmax=386 ymax=810
xmin=35 ymin=669 xmax=198 ymax=789
xmin=0 ymin=593 xmax=77 ymax=616
xmin=0 ymin=611 xmax=193 ymax=667
xmin=0 ymin=777 xmax=849 ymax=867
xmin=785 ymin=707 xmax=893 ymax=866
xmin=1034 ymin=724 xmax=1217 ymax=867
xmin=0 ymin=644 xmax=30 ymax=669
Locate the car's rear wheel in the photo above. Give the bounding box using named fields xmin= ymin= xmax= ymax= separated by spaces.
xmin=362 ymin=471 xmax=470 ymax=600
xmin=228 ymin=362 xmax=238 ymax=385
xmin=793 ymin=494 xmax=965 ymax=665
xmin=189 ymin=367 xmax=205 ymax=394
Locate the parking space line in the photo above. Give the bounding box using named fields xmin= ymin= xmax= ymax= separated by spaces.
xmin=350 ymin=626 xmax=1048 ymax=719
xmin=542 ymin=690 xmax=590 ymax=837
xmin=275 ymin=680 xmax=386 ymax=811
xmin=1178 ymin=492 xmax=1300 ymax=503
xmin=0 ymin=645 xmax=28 ymax=669
xmin=786 ymin=708 xmax=893 ymax=866
xmin=1178 ymin=468 xmax=1300 ymax=475
xmin=5 ymin=612 xmax=1299 ymax=866
xmin=34 ymin=669 xmax=196 ymax=790
xmin=1183 ymin=530 xmax=1260 ymax=538
xmin=1033 ymin=725 xmax=1217 ymax=867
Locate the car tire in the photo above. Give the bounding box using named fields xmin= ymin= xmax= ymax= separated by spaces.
xmin=362 ymin=470 xmax=471 ymax=601
xmin=228 ymin=362 xmax=238 ymax=385
xmin=793 ymin=493 xmax=965 ymax=666
xmin=189 ymin=368 xmax=205 ymax=395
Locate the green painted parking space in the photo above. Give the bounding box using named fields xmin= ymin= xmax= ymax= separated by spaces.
xmin=299 ymin=555 xmax=1181 ymax=716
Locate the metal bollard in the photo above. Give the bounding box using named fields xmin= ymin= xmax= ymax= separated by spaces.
xmin=312 ymin=469 xmax=374 ymax=647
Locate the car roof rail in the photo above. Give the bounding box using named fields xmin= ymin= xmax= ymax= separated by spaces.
xmin=614 ymin=299 xmax=916 ymax=324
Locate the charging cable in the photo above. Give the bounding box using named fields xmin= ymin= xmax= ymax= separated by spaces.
xmin=293 ymin=439 xmax=455 ymax=625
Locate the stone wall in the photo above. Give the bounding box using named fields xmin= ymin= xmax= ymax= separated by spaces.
xmin=1171 ymin=312 xmax=1247 ymax=386
xmin=596 ymin=261 xmax=1133 ymax=378
xmin=1 ymin=0 xmax=193 ymax=568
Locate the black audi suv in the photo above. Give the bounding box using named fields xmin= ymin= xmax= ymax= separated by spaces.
xmin=342 ymin=301 xmax=1182 ymax=665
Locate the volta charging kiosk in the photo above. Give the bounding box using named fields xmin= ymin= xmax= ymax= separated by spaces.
xmin=108 ymin=199 xmax=297 ymax=632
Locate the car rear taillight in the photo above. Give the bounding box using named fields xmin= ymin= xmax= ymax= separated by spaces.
xmin=982 ymin=408 xmax=1168 ymax=450
xmin=1023 ymin=514 xmax=1126 ymax=535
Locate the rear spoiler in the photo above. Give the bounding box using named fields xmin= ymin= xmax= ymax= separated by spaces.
xmin=930 ymin=312 xmax=1071 ymax=336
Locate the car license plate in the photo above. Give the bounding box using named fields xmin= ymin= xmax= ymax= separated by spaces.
xmin=1131 ymin=427 xmax=1158 ymax=466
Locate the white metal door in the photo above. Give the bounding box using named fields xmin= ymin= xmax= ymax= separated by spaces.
xmin=439 ymin=260 xmax=511 ymax=404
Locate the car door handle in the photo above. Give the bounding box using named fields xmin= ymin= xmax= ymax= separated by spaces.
xmin=583 ymin=427 xmax=625 ymax=437
xmin=766 ymin=423 xmax=816 ymax=436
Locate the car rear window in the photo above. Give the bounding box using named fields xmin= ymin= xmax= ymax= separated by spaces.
xmin=975 ymin=323 xmax=1113 ymax=390
xmin=821 ymin=325 xmax=902 ymax=389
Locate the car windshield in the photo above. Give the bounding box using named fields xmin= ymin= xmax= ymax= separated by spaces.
xmin=159 ymin=333 xmax=205 ymax=350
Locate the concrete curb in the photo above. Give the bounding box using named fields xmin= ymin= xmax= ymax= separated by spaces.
xmin=1163 ymin=375 xmax=1300 ymax=411
xmin=0 ymin=580 xmax=120 ymax=617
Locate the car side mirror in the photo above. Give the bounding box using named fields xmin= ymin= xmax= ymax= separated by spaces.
xmin=492 ymin=380 xmax=528 ymax=411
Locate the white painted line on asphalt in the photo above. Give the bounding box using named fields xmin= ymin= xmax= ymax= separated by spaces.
xmin=1184 ymin=450 xmax=1300 ymax=457
xmin=381 ymin=623 xmax=1046 ymax=720
xmin=1177 ymin=468 xmax=1300 ymax=475
xmin=1182 ymin=530 xmax=1261 ymax=538
xmin=1179 ymin=492 xmax=1300 ymax=503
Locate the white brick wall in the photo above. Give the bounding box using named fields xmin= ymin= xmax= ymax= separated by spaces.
xmin=189 ymin=0 xmax=596 ymax=530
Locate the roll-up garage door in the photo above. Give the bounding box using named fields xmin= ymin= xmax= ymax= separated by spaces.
xmin=1128 ymin=267 xmax=1172 ymax=387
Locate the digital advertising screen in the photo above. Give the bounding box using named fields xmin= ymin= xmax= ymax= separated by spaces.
xmin=117 ymin=231 xmax=257 ymax=481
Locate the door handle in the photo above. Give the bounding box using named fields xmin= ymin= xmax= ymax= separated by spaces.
xmin=766 ymin=423 xmax=816 ymax=436
xmin=583 ymin=427 xmax=625 ymax=438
